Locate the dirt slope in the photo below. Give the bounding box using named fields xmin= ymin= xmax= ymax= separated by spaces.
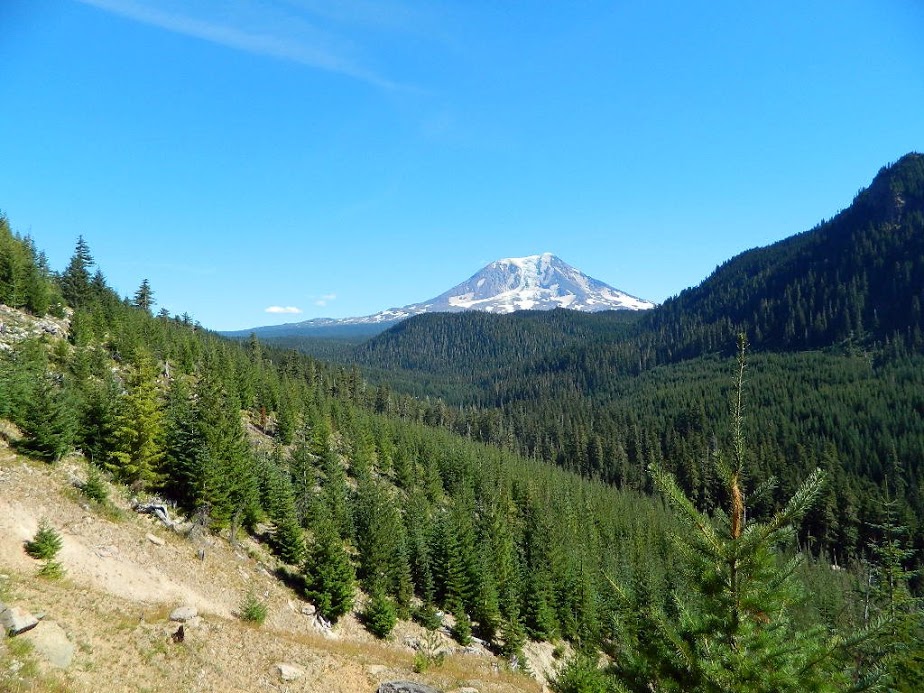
xmin=0 ymin=438 xmax=545 ymax=693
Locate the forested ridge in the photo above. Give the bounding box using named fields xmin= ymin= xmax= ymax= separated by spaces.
xmin=280 ymin=154 xmax=924 ymax=575
xmin=2 ymin=167 xmax=923 ymax=690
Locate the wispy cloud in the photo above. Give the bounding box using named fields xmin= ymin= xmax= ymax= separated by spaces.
xmin=77 ymin=0 xmax=402 ymax=89
xmin=314 ymin=292 xmax=336 ymax=307
xmin=265 ymin=305 xmax=303 ymax=314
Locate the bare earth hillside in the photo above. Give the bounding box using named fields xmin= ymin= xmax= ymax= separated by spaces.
xmin=0 ymin=435 xmax=546 ymax=693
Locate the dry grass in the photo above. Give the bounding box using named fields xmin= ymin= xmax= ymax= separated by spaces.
xmin=0 ymin=440 xmax=543 ymax=693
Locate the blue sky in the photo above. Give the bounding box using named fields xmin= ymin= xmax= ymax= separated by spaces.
xmin=1 ymin=1 xmax=922 ymax=331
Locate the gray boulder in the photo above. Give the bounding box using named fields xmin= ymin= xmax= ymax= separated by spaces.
xmin=1 ymin=606 xmax=39 ymax=636
xmin=169 ymin=606 xmax=198 ymax=622
xmin=377 ymin=682 xmax=443 ymax=693
xmin=23 ymin=621 xmax=75 ymax=669
xmin=276 ymin=662 xmax=305 ymax=681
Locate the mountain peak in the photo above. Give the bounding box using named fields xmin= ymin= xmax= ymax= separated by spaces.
xmin=226 ymin=254 xmax=654 ymax=339
xmin=856 ymin=152 xmax=924 ymax=220
xmin=413 ymin=253 xmax=654 ymax=315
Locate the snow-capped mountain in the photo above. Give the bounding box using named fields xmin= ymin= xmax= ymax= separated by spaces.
xmin=225 ymin=253 xmax=654 ymax=338
xmin=397 ymin=252 xmax=653 ymax=317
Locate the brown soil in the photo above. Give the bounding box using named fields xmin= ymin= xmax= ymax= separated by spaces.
xmin=0 ymin=440 xmax=546 ymax=693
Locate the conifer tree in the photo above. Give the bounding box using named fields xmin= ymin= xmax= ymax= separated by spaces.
xmin=59 ymin=235 xmax=94 ymax=308
xmin=288 ymin=426 xmax=318 ymax=527
xmin=523 ymin=496 xmax=560 ymax=641
xmin=108 ymin=349 xmax=164 ymax=485
xmin=261 ymin=453 xmax=305 ymax=565
xmin=0 ymin=338 xmax=47 ymax=423
xmin=77 ymin=371 xmax=122 ymax=468
xmin=18 ymin=375 xmax=78 ymax=462
xmin=320 ymin=447 xmax=351 ymax=538
xmin=0 ymin=218 xmax=57 ymax=314
xmin=193 ymin=367 xmax=261 ymax=528
xmin=133 ymin=278 xmax=155 ymax=313
xmin=470 ymin=549 xmax=503 ymax=643
xmin=305 ymin=505 xmax=356 ymax=624
xmin=363 ymin=583 xmax=398 ymax=639
xmin=604 ymin=336 xmax=872 ymax=692
xmin=865 ymin=498 xmax=924 ymax=691
xmin=161 ymin=376 xmax=207 ymax=511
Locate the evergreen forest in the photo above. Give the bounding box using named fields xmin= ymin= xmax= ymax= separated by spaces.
xmin=1 ymin=153 xmax=922 ymax=691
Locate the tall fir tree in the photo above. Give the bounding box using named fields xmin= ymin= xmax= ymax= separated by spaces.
xmin=261 ymin=451 xmax=306 ymax=565
xmin=305 ymin=504 xmax=356 ymax=624
xmin=59 ymin=235 xmax=94 ymax=308
xmin=108 ymin=349 xmax=164 ymax=486
xmin=18 ymin=375 xmax=78 ymax=462
xmin=133 ymin=278 xmax=155 ymax=314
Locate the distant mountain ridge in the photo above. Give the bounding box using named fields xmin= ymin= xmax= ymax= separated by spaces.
xmin=226 ymin=253 xmax=654 ymax=338
xmin=343 ymin=152 xmax=924 ymax=399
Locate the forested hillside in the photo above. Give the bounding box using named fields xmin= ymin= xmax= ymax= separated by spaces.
xmin=293 ymin=155 xmax=924 ymax=565
xmin=2 ymin=204 xmax=922 ymax=690
xmin=645 ymin=152 xmax=924 ymax=358
xmin=0 ymin=221 xmax=675 ymax=673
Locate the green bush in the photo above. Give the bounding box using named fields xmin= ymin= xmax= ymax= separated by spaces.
xmin=37 ymin=559 xmax=65 ymax=580
xmin=362 ymin=587 xmax=397 ymax=639
xmin=238 ymin=591 xmax=268 ymax=625
xmin=79 ymin=463 xmax=109 ymax=503
xmin=451 ymin=604 xmax=472 ymax=646
xmin=550 ymin=654 xmax=614 ymax=693
xmin=25 ymin=520 xmax=62 ymax=560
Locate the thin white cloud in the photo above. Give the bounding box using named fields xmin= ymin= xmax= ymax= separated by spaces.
xmin=77 ymin=0 xmax=401 ymax=89
xmin=265 ymin=305 xmax=303 ymax=314
xmin=314 ymin=292 xmax=336 ymax=307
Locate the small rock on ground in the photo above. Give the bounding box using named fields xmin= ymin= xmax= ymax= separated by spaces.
xmin=1 ymin=606 xmax=39 ymax=635
xmin=146 ymin=533 xmax=165 ymax=546
xmin=377 ymin=682 xmax=443 ymax=693
xmin=275 ymin=662 xmax=305 ymax=681
xmin=169 ymin=606 xmax=198 ymax=622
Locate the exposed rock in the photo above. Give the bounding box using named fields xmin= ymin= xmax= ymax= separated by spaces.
xmin=275 ymin=662 xmax=305 ymax=681
xmin=133 ymin=500 xmax=178 ymax=529
xmin=169 ymin=606 xmax=198 ymax=622
xmin=94 ymin=544 xmax=119 ymax=558
xmin=146 ymin=533 xmax=165 ymax=546
xmin=366 ymin=664 xmax=388 ymax=676
xmin=24 ymin=620 xmax=75 ymax=668
xmin=1 ymin=606 xmax=39 ymax=636
xmin=377 ymin=682 xmax=443 ymax=693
